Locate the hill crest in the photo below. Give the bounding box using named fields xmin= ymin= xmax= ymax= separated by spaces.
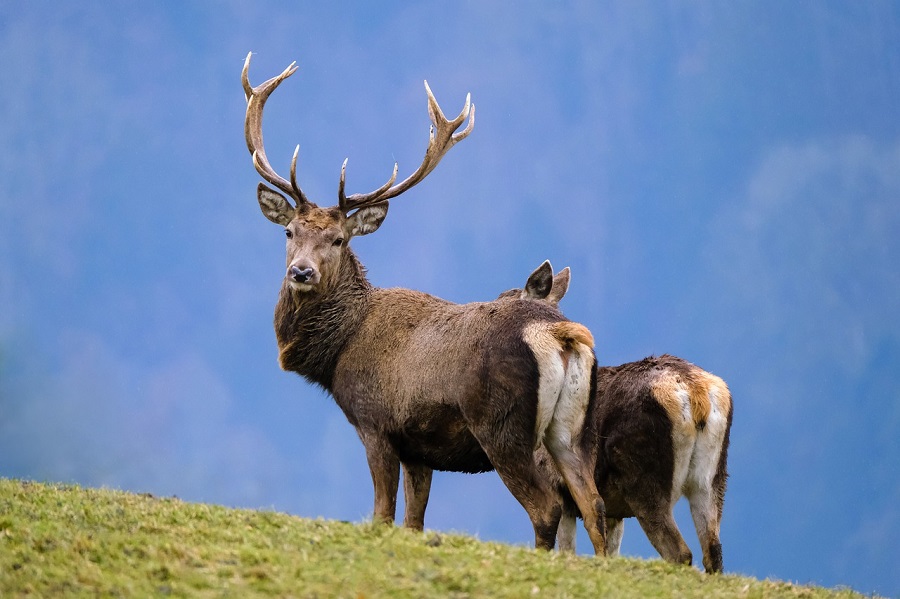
xmin=0 ymin=479 xmax=873 ymax=598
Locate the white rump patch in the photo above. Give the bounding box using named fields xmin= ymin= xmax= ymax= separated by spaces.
xmin=525 ymin=325 xmax=566 ymax=448
xmin=686 ymin=386 xmax=728 ymax=495
xmin=547 ymin=346 xmax=593 ymax=449
xmin=683 ymin=383 xmax=730 ymax=554
xmin=669 ymin=384 xmax=697 ymax=505
xmin=522 ymin=322 xmax=592 ymax=451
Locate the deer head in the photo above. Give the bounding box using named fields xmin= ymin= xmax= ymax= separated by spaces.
xmin=242 ymin=53 xmax=475 ymax=292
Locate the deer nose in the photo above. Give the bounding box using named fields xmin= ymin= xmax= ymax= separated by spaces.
xmin=290 ymin=265 xmax=315 ymax=283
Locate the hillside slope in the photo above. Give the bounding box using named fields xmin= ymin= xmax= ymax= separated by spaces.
xmin=0 ymin=479 xmax=872 ymax=598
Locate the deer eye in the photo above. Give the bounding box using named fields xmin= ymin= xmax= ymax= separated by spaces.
xmin=332 ymin=237 xmax=344 ymax=247
xmin=285 ymin=229 xmax=293 ymax=239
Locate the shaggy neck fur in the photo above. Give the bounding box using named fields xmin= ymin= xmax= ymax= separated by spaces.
xmin=274 ymin=249 xmax=372 ymax=390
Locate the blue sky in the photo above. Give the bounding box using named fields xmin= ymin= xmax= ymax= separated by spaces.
xmin=1 ymin=2 xmax=898 ymax=596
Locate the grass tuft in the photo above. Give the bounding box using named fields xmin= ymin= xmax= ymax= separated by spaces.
xmin=0 ymin=479 xmax=877 ymax=598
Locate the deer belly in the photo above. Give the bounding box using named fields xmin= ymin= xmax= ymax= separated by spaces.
xmin=394 ymin=408 xmax=493 ymax=473
xmin=597 ymin=487 xmax=635 ymax=520
xmin=566 ymin=484 xmax=635 ymax=520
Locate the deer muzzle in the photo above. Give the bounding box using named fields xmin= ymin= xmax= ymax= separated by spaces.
xmin=288 ymin=264 xmax=319 ymax=288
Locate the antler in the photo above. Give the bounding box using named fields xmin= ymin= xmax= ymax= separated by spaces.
xmin=243 ymin=52 xmax=475 ymax=214
xmin=242 ymin=52 xmax=309 ymax=207
xmin=338 ymin=81 xmax=475 ymax=214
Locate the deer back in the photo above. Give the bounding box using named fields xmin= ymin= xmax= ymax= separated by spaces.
xmin=333 ymin=289 xmax=591 ymax=424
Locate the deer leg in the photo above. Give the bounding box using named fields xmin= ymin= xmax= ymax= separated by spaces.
xmin=360 ymin=434 xmax=401 ymax=525
xmin=702 ymin=426 xmax=729 ymax=574
xmin=687 ymin=485 xmax=723 ymax=573
xmin=492 ymin=461 xmax=562 ymax=550
xmin=473 ymin=433 xmax=562 ymax=550
xmin=401 ymin=463 xmax=433 ymax=531
xmin=558 ymin=512 xmax=623 ymax=556
xmin=557 ymin=501 xmax=578 ymax=553
xmin=634 ymin=509 xmax=692 ymax=566
xmin=605 ymin=517 xmax=624 ymax=556
xmin=536 ymin=346 xmax=608 ymax=556
xmin=543 ymin=433 xmax=608 ymax=556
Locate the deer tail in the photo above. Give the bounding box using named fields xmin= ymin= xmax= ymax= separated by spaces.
xmin=547 ymin=321 xmax=594 ymax=351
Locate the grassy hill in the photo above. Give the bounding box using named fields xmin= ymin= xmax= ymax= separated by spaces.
xmin=0 ymin=478 xmax=872 ymax=598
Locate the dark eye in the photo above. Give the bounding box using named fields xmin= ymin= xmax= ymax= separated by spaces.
xmin=332 ymin=237 xmax=344 ymax=247
xmin=285 ymin=229 xmax=293 ymax=239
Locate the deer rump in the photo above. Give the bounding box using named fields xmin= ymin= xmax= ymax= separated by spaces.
xmin=551 ymin=355 xmax=730 ymax=515
xmin=551 ymin=353 xmax=732 ymax=571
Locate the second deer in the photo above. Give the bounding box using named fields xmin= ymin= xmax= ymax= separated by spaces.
xmin=512 ymin=263 xmax=733 ymax=572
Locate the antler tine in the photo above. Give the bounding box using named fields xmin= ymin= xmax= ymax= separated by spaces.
xmin=243 ymin=52 xmax=307 ymax=206
xmin=290 ymin=145 xmax=310 ymax=205
xmin=339 ymin=158 xmax=398 ymax=214
xmin=426 ymin=81 xmax=475 ymax=144
xmin=340 ymin=81 xmax=475 ymax=214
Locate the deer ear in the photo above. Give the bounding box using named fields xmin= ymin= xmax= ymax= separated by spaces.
xmin=344 ymin=201 xmax=389 ymax=238
xmin=548 ymin=267 xmax=570 ymax=307
xmin=257 ymin=183 xmax=295 ymax=226
xmin=524 ymin=261 xmax=554 ymax=300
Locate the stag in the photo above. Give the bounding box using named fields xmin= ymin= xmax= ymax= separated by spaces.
xmin=498 ymin=263 xmax=733 ymax=572
xmin=242 ymin=54 xmax=609 ymax=553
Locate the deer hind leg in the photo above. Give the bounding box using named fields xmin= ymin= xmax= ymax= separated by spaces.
xmin=401 ymin=463 xmax=433 ymax=531
xmin=634 ymin=508 xmax=692 ymax=566
xmin=704 ymin=447 xmax=728 ymax=573
xmin=557 ymin=499 xmax=578 ymax=552
xmin=605 ymin=517 xmax=625 ymax=556
xmin=541 ymin=348 xmax=608 ymax=556
xmin=557 ymin=506 xmax=623 ymax=557
xmin=685 ymin=455 xmax=724 ymax=573
xmin=359 ymin=432 xmax=401 ymax=525
xmin=470 ymin=424 xmax=562 ymax=550
xmin=686 ymin=485 xmax=722 ymax=573
xmin=543 ymin=434 xmax=607 ymax=555
xmin=492 ymin=459 xmax=563 ymax=550
xmin=686 ymin=394 xmax=729 ymax=573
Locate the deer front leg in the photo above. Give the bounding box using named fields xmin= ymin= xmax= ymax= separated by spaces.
xmin=402 ymin=463 xmax=433 ymax=530
xmin=360 ymin=432 xmax=401 ymax=525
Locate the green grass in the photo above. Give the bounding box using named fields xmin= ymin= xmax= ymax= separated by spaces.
xmin=0 ymin=479 xmax=875 ymax=598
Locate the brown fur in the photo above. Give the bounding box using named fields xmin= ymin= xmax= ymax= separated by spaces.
xmin=271 ymin=237 xmax=608 ymax=552
xmin=580 ymin=355 xmax=732 ymax=572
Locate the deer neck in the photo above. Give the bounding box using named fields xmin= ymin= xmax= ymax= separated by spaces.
xmin=273 ymin=249 xmax=372 ymax=390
